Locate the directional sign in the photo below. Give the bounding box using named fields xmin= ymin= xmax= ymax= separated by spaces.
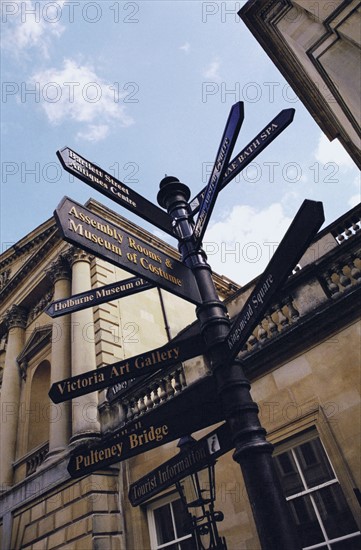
xmin=49 ymin=332 xmax=206 ymax=403
xmin=54 ymin=196 xmax=201 ymax=305
xmin=189 ymin=109 xmax=295 ymax=215
xmin=106 ymin=377 xmax=141 ymax=403
xmin=128 ymin=422 xmax=233 ymax=506
xmin=225 ymin=199 xmax=324 ymax=362
xmin=45 ymin=276 xmax=153 ymax=318
xmin=57 ymin=147 xmax=174 ymax=237
xmin=67 ymin=374 xmax=224 ymax=478
xmin=193 ymin=102 xmax=244 ymax=247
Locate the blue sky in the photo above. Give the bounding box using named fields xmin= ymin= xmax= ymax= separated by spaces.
xmin=1 ymin=0 xmax=359 ymax=284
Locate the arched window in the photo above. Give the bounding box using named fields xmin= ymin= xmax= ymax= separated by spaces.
xmin=27 ymin=360 xmax=51 ymax=452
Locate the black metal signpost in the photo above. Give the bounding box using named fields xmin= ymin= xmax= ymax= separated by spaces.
xmin=158 ymin=177 xmax=321 ymax=549
xmin=53 ymin=102 xmax=323 ymax=549
xmin=156 ymin=173 xmax=323 ymax=550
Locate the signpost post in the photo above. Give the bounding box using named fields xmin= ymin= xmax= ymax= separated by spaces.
xmin=156 ymin=174 xmax=323 ymax=550
xmin=54 ymin=102 xmax=317 ymax=549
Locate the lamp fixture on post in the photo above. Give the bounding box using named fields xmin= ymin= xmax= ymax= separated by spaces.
xmin=175 ymin=436 xmax=227 ymax=550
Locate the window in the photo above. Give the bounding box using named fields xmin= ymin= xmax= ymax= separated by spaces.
xmin=147 ymin=494 xmax=194 ymax=550
xmin=274 ymin=431 xmax=361 ymax=549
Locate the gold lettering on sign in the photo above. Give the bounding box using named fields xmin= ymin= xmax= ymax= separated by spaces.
xmin=139 ymin=258 xmax=182 ymax=287
xmin=75 ymin=442 xmax=124 ymax=471
xmin=134 ymin=347 xmax=180 ymax=369
xmin=128 ymin=425 xmax=169 ymax=449
xmin=128 ymin=237 xmax=162 ymax=263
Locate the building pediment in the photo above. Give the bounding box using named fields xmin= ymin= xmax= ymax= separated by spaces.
xmin=0 ymin=220 xmax=61 ymax=302
xmin=17 ymin=325 xmax=52 ymax=380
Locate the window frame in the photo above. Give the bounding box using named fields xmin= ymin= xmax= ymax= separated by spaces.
xmin=273 ymin=424 xmax=361 ymax=549
xmin=147 ymin=492 xmax=193 ymax=550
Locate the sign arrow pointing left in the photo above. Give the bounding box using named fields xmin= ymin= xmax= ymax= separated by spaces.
xmin=57 ymin=147 xmax=174 ymax=237
xmin=49 ymin=332 xmax=206 ymax=403
xmin=54 ymin=196 xmax=202 ymax=305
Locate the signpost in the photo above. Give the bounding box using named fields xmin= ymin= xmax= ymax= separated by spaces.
xmin=157 ymin=172 xmax=311 ymax=550
xmin=57 ymin=146 xmax=174 ymax=237
xmin=55 ymin=102 xmax=309 ymax=548
xmin=54 ymin=196 xmax=201 ymax=305
xmin=45 ymin=276 xmax=153 ymax=318
xmin=49 ymin=332 xmax=206 ymax=403
xmin=67 ymin=374 xmax=222 ymax=478
xmin=225 ymin=199 xmax=324 ymax=361
xmin=192 ymin=102 xmax=244 ymax=247
xmin=128 ymin=423 xmax=233 ymax=506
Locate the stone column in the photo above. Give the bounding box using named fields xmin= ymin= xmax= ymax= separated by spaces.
xmin=68 ymin=248 xmax=100 ymax=445
xmin=0 ymin=305 xmax=27 ymax=489
xmin=46 ymin=255 xmax=72 ymax=459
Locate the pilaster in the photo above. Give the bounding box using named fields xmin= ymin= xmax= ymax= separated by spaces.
xmin=45 ymin=255 xmax=72 ymax=460
xmin=67 ymin=248 xmax=100 ymax=445
xmin=0 ymin=305 xmax=27 ymax=489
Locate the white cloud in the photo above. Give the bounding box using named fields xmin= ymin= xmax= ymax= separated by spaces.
xmin=31 ymin=59 xmax=134 ymax=141
xmin=203 ymin=203 xmax=292 ymax=285
xmin=1 ymin=0 xmax=66 ymax=58
xmin=348 ymin=194 xmax=360 ymax=208
xmin=179 ymin=42 xmax=191 ymax=54
xmin=315 ymin=132 xmax=355 ymax=169
xmin=348 ymin=174 xmax=360 ymax=207
xmin=202 ymin=57 xmax=222 ymax=82
xmin=76 ymin=124 xmax=109 ymax=142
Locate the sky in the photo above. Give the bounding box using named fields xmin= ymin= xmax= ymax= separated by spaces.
xmin=1 ymin=0 xmax=360 ymax=286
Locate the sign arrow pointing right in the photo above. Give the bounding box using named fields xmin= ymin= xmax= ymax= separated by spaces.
xmin=189 ymin=108 xmax=295 ymax=215
xmin=224 ymin=199 xmax=325 ymax=363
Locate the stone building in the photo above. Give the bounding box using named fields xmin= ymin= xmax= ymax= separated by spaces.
xmin=0 ymin=195 xmax=360 ymax=549
xmin=239 ymin=0 xmax=361 ymax=169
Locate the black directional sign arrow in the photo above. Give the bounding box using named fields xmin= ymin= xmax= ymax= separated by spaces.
xmin=106 ymin=377 xmax=142 ymax=404
xmin=67 ymin=374 xmax=224 ymax=478
xmin=54 ymin=196 xmax=201 ymax=305
xmin=49 ymin=332 xmax=206 ymax=403
xmin=192 ymin=101 xmax=244 ymax=248
xmin=57 ymin=147 xmax=174 ymax=237
xmin=189 ymin=108 xmax=295 ymax=215
xmin=45 ymin=276 xmax=153 ymax=318
xmin=225 ymin=199 xmax=324 ymax=362
xmin=128 ymin=422 xmax=233 ymax=506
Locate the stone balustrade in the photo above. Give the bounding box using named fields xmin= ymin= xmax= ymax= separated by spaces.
xmin=13 ymin=441 xmax=49 ymax=480
xmin=100 ymin=364 xmax=187 ymax=436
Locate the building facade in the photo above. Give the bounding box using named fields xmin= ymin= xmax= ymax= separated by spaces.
xmin=0 ymin=196 xmax=360 ymax=549
xmin=239 ymin=0 xmax=361 ymax=169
